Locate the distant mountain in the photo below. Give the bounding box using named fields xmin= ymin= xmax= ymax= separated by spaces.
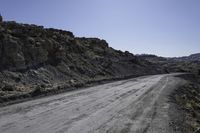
xmin=136 ymin=54 xmax=167 ymax=63
xmin=172 ymin=53 xmax=200 ymax=62
xmin=138 ymin=53 xmax=200 ymax=74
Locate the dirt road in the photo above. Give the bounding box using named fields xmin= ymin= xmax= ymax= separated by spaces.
xmin=0 ymin=74 xmax=185 ymax=133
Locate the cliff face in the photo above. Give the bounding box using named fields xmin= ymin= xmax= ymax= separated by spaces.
xmin=0 ymin=20 xmax=165 ymax=102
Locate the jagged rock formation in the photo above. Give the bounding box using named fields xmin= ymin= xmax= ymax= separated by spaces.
xmin=0 ymin=20 xmax=166 ymax=103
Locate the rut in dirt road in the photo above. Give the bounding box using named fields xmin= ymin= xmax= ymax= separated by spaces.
xmin=0 ymin=74 xmax=185 ymax=133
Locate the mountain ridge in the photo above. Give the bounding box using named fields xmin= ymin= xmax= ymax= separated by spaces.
xmin=172 ymin=53 xmax=200 ymax=62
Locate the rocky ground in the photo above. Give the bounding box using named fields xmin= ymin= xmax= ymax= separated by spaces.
xmin=170 ymin=74 xmax=200 ymax=133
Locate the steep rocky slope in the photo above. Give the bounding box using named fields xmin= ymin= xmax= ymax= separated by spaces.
xmin=0 ymin=20 xmax=165 ymax=103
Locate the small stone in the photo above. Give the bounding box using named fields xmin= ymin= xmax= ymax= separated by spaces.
xmin=69 ymin=79 xmax=75 ymax=84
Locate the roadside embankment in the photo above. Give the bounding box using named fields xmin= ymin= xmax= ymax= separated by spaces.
xmin=171 ymin=74 xmax=200 ymax=133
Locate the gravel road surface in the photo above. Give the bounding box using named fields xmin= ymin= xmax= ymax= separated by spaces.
xmin=0 ymin=74 xmax=185 ymax=133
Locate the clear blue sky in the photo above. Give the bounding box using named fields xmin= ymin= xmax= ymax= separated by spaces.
xmin=0 ymin=0 xmax=200 ymax=57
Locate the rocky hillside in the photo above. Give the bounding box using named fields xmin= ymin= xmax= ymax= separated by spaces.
xmin=172 ymin=53 xmax=200 ymax=62
xmin=0 ymin=19 xmax=166 ymax=103
xmin=137 ymin=54 xmax=200 ymax=74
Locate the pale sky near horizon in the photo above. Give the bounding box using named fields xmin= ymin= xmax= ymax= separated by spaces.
xmin=0 ymin=0 xmax=200 ymax=57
